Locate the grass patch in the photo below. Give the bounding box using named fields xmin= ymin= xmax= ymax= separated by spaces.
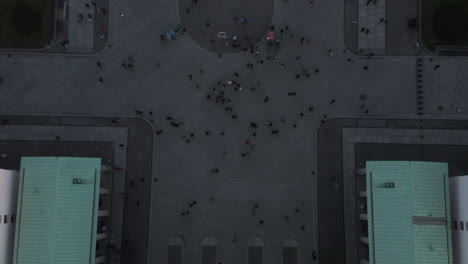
xmin=0 ymin=0 xmax=52 ymax=48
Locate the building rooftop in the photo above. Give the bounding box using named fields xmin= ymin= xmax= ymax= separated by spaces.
xmin=13 ymin=157 xmax=101 ymax=264
xmin=366 ymin=161 xmax=453 ymax=264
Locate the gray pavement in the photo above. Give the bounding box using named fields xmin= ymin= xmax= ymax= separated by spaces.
xmin=385 ymin=0 xmax=420 ymax=55
xmin=1 ymin=0 xmax=468 ymax=263
xmin=67 ymin=0 xmax=96 ymax=53
xmin=357 ymin=0 xmax=386 ymax=54
xmin=345 ymin=0 xmax=425 ymax=55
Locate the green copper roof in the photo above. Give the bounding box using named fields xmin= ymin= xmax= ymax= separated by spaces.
xmin=366 ymin=161 xmax=453 ymax=264
xmin=13 ymin=157 xmax=101 ymax=264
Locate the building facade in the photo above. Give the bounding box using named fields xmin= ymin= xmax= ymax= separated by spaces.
xmin=450 ymin=175 xmax=468 ymax=264
xmin=0 ymin=169 xmax=19 ymax=264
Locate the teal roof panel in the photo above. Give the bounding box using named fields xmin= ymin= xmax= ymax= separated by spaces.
xmin=366 ymin=161 xmax=452 ymax=264
xmin=13 ymin=157 xmax=101 ymax=264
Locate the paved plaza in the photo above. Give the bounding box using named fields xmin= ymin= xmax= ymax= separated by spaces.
xmin=1 ymin=0 xmax=468 ymax=263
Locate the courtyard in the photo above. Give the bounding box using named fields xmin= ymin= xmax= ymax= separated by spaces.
xmin=1 ymin=0 xmax=468 ymax=263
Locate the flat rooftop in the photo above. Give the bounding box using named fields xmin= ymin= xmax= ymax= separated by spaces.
xmin=13 ymin=157 xmax=101 ymax=264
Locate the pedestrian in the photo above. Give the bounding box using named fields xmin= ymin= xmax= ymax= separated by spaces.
xmin=185 ymin=8 xmax=190 ymax=14
xmin=98 ymin=76 xmax=103 ymax=82
xmin=315 ymin=69 xmax=320 ymax=74
xmin=434 ymin=64 xmax=440 ymax=70
xmin=264 ymin=96 xmax=270 ymax=103
xmin=330 ymin=99 xmax=335 ymax=104
xmin=259 ymin=220 xmax=264 ymax=225
xmin=97 ymin=61 xmax=102 ymax=68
